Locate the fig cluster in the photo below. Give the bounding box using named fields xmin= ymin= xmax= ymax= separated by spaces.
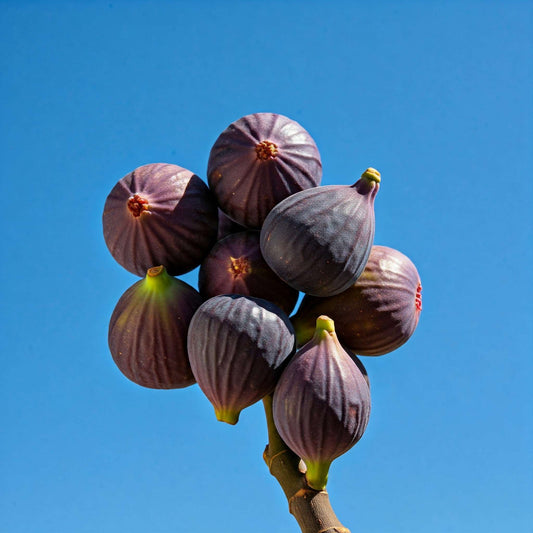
xmin=102 ymin=112 xmax=422 ymax=492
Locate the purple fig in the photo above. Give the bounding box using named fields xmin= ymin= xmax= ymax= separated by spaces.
xmin=292 ymin=245 xmax=422 ymax=355
xmin=273 ymin=316 xmax=371 ymax=490
xmin=187 ymin=295 xmax=295 ymax=425
xmin=198 ymin=230 xmax=299 ymax=315
xmin=217 ymin=209 xmax=247 ymax=241
xmin=207 ymin=113 xmax=322 ymax=229
xmin=103 ymin=163 xmax=218 ymax=277
xmin=108 ymin=265 xmax=203 ymax=389
xmin=260 ymin=168 xmax=381 ymax=297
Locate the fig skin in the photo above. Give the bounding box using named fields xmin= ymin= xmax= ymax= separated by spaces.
xmin=207 ymin=112 xmax=322 ymax=229
xmin=273 ymin=316 xmax=371 ymax=490
xmin=198 ymin=230 xmax=299 ymax=315
xmin=187 ymin=295 xmax=295 ymax=425
xmin=216 ymin=209 xmax=247 ymax=241
xmin=108 ymin=266 xmax=203 ymax=389
xmin=103 ymin=163 xmax=219 ymax=277
xmin=260 ymin=168 xmax=381 ymax=297
xmin=292 ymin=245 xmax=422 ymax=356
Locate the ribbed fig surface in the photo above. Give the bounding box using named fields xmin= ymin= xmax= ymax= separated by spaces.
xmin=198 ymin=230 xmax=299 ymax=315
xmin=292 ymin=245 xmax=422 ymax=355
xmin=207 ymin=113 xmax=322 ymax=229
xmin=187 ymin=295 xmax=295 ymax=424
xmin=108 ymin=266 xmax=204 ymax=389
xmin=261 ymin=168 xmax=380 ymax=297
xmin=103 ymin=163 xmax=218 ymax=276
xmin=273 ymin=316 xmax=371 ymax=490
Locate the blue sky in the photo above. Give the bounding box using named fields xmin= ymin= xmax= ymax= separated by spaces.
xmin=1 ymin=2 xmax=531 ymax=532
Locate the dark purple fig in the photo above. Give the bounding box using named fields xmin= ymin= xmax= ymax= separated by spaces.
xmin=187 ymin=295 xmax=295 ymax=425
xmin=198 ymin=230 xmax=299 ymax=315
xmin=273 ymin=316 xmax=371 ymax=490
xmin=108 ymin=266 xmax=204 ymax=388
xmin=207 ymin=113 xmax=322 ymax=229
xmin=260 ymin=168 xmax=381 ymax=297
xmin=103 ymin=163 xmax=218 ymax=277
xmin=217 ymin=209 xmax=247 ymax=241
xmin=291 ymin=245 xmax=422 ymax=355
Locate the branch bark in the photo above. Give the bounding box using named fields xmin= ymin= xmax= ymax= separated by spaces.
xmin=262 ymin=394 xmax=351 ymax=533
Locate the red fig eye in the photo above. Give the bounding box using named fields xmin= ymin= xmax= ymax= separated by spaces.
xmin=255 ymin=140 xmax=278 ymax=160
xmin=127 ymin=194 xmax=149 ymax=217
xmin=416 ymin=283 xmax=423 ymax=312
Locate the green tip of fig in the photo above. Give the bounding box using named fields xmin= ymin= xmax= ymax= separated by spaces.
xmin=215 ymin=407 xmax=241 ymax=425
xmin=141 ymin=265 xmax=175 ymax=295
xmin=361 ymin=167 xmax=381 ymax=183
xmin=305 ymin=460 xmax=331 ymax=491
xmin=315 ymin=315 xmax=335 ymax=333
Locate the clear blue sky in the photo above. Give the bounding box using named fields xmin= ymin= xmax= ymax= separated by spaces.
xmin=1 ymin=2 xmax=531 ymax=532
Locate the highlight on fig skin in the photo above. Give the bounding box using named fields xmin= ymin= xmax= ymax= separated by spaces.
xmin=255 ymin=140 xmax=278 ymax=160
xmin=127 ymin=194 xmax=150 ymax=217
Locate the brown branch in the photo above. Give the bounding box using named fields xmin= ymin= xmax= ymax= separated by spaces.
xmin=262 ymin=395 xmax=351 ymax=533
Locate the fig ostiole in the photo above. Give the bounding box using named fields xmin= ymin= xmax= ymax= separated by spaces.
xmin=260 ymin=168 xmax=380 ymax=297
xmin=207 ymin=112 xmax=322 ymax=229
xmin=103 ymin=163 xmax=218 ymax=277
xmin=292 ymin=245 xmax=422 ymax=355
xmin=108 ymin=266 xmax=204 ymax=389
xmin=198 ymin=230 xmax=299 ymax=315
xmin=187 ymin=295 xmax=295 ymax=425
xmin=273 ymin=315 xmax=371 ymax=490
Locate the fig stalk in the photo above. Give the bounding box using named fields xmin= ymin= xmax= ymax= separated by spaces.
xmin=262 ymin=395 xmax=351 ymax=533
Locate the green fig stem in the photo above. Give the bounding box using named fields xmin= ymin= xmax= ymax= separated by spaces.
xmin=215 ymin=407 xmax=240 ymax=425
xmin=353 ymin=167 xmax=381 ymax=196
xmin=142 ymin=265 xmax=175 ymax=294
xmin=305 ymin=460 xmax=332 ymax=491
xmin=262 ymin=394 xmax=351 ymax=533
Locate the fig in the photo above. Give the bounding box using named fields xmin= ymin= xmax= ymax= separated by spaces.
xmin=260 ymin=168 xmax=381 ymax=297
xmin=291 ymin=245 xmax=422 ymax=355
xmin=273 ymin=316 xmax=371 ymax=490
xmin=103 ymin=163 xmax=218 ymax=277
xmin=108 ymin=265 xmax=203 ymax=389
xmin=217 ymin=209 xmax=247 ymax=241
xmin=187 ymin=295 xmax=295 ymax=425
xmin=198 ymin=230 xmax=299 ymax=315
xmin=207 ymin=112 xmax=322 ymax=229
